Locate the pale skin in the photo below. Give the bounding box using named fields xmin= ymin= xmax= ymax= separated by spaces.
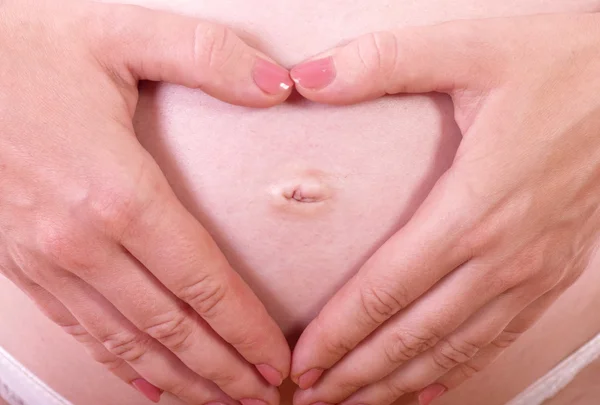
xmin=290 ymin=12 xmax=600 ymax=405
xmin=1 ymin=2 xmax=600 ymax=405
xmin=0 ymin=0 xmax=294 ymax=404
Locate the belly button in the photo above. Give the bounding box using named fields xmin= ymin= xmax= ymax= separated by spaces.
xmin=270 ymin=170 xmax=335 ymax=209
xmin=282 ymin=183 xmax=328 ymax=203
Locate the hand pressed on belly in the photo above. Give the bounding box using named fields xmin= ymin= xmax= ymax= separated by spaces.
xmin=131 ymin=0 xmax=599 ymax=340
xmin=0 ymin=1 xmax=295 ymax=404
xmin=134 ymin=3 xmax=600 ymax=404
xmin=3 ymin=1 xmax=600 ymax=405
xmin=290 ymin=12 xmax=600 ymax=405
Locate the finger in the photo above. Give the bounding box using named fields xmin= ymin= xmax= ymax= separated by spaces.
xmin=99 ymin=155 xmax=291 ymax=387
xmin=293 ymin=258 xmax=514 ymax=405
xmin=68 ymin=3 xmax=293 ymax=380
xmin=1 ymin=265 xmax=163 ymax=402
xmin=418 ymin=287 xmax=568 ymax=405
xmin=73 ymin=241 xmax=279 ymax=404
xmin=87 ymin=2 xmax=293 ymax=107
xmin=34 ymin=268 xmax=240 ymax=405
xmin=290 ymin=20 xmax=503 ymax=104
xmin=291 ymin=170 xmax=473 ymax=387
xmin=344 ymin=287 xmax=561 ymax=405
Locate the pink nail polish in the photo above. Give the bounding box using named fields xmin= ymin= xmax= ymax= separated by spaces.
xmin=297 ymin=368 xmax=324 ymax=390
xmin=290 ymin=57 xmax=336 ymax=90
xmin=131 ymin=379 xmax=163 ymax=403
xmin=253 ymin=59 xmax=293 ymax=95
xmin=418 ymin=384 xmax=447 ymax=405
xmin=256 ymin=363 xmax=283 ymax=386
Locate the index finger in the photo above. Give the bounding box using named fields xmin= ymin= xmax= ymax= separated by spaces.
xmin=87 ymin=2 xmax=293 ymax=107
xmin=98 ymin=156 xmax=290 ymax=386
xmin=291 ymin=170 xmax=474 ymax=387
xmin=290 ymin=20 xmax=502 ymax=105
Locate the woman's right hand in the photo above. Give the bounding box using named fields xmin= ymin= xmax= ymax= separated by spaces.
xmin=0 ymin=0 xmax=293 ymax=404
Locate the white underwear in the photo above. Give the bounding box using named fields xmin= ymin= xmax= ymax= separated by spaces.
xmin=506 ymin=332 xmax=600 ymax=405
xmin=1 ymin=334 xmax=599 ymax=405
xmin=0 ymin=345 xmax=71 ymax=405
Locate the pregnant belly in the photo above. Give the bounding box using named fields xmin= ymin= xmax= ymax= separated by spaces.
xmin=1 ymin=1 xmax=600 ymax=405
xmin=132 ymin=0 xmax=600 ymax=338
xmin=135 ymin=87 xmax=459 ymax=336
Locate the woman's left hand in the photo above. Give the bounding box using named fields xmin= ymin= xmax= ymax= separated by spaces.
xmin=288 ymin=13 xmax=600 ymax=405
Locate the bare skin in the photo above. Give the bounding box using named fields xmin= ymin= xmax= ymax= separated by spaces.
xmin=291 ymin=12 xmax=600 ymax=405
xmin=1 ymin=0 xmax=600 ymax=405
xmin=0 ymin=0 xmax=293 ymax=404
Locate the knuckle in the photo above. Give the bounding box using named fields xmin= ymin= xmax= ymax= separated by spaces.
xmin=36 ymin=224 xmax=87 ymax=269
xmin=492 ymin=330 xmax=521 ymax=349
xmin=101 ymin=332 xmax=149 ymax=363
xmin=384 ymin=329 xmax=439 ymax=364
xmin=455 ymin=170 xmax=494 ymax=213
xmin=516 ymin=249 xmax=546 ymax=281
xmin=456 ymin=361 xmax=483 ymax=380
xmin=201 ymin=368 xmax=238 ymax=390
xmin=475 ymin=262 xmax=516 ymax=295
xmin=431 ymin=339 xmax=480 ymax=371
xmin=335 ymin=378 xmax=365 ymax=396
xmin=94 ymin=352 xmax=127 ymax=372
xmin=142 ymin=309 xmax=195 ymax=352
xmin=454 ymin=214 xmax=495 ymax=257
xmin=167 ymin=379 xmax=196 ymax=399
xmin=384 ymin=378 xmax=413 ymax=399
xmin=494 ymin=252 xmax=547 ymax=292
xmin=193 ymin=23 xmax=237 ymax=77
xmin=177 ymin=274 xmax=228 ymax=319
xmin=86 ymin=183 xmax=144 ymax=237
xmin=360 ymin=31 xmax=398 ymax=91
xmin=85 ymin=160 xmax=160 ymax=239
xmin=366 ymin=31 xmax=398 ymax=93
xmin=226 ymin=329 xmax=263 ymax=353
xmin=61 ymin=322 xmax=91 ymax=342
xmin=319 ymin=328 xmax=355 ymax=358
xmin=312 ymin=314 xmax=355 ymax=357
xmin=360 ymin=284 xmax=407 ymax=326
xmin=454 ymin=226 xmax=482 ymax=260
xmin=490 ymin=269 xmax=520 ymax=293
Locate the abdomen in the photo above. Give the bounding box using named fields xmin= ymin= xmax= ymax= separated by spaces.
xmin=1 ymin=1 xmax=599 ymax=404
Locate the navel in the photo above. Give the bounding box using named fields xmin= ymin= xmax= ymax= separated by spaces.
xmin=270 ymin=168 xmax=335 ymax=211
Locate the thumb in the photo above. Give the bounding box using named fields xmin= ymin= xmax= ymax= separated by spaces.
xmin=291 ymin=20 xmax=501 ymax=105
xmin=87 ymin=3 xmax=293 ymax=108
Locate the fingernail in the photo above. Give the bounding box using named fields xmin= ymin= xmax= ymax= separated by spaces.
xmin=297 ymin=368 xmax=324 ymax=390
xmin=418 ymin=384 xmax=447 ymax=405
xmin=240 ymin=399 xmax=268 ymax=405
xmin=290 ymin=57 xmax=336 ymax=90
xmin=253 ymin=58 xmax=293 ymax=95
xmin=131 ymin=379 xmax=163 ymax=403
xmin=256 ymin=364 xmax=283 ymax=386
